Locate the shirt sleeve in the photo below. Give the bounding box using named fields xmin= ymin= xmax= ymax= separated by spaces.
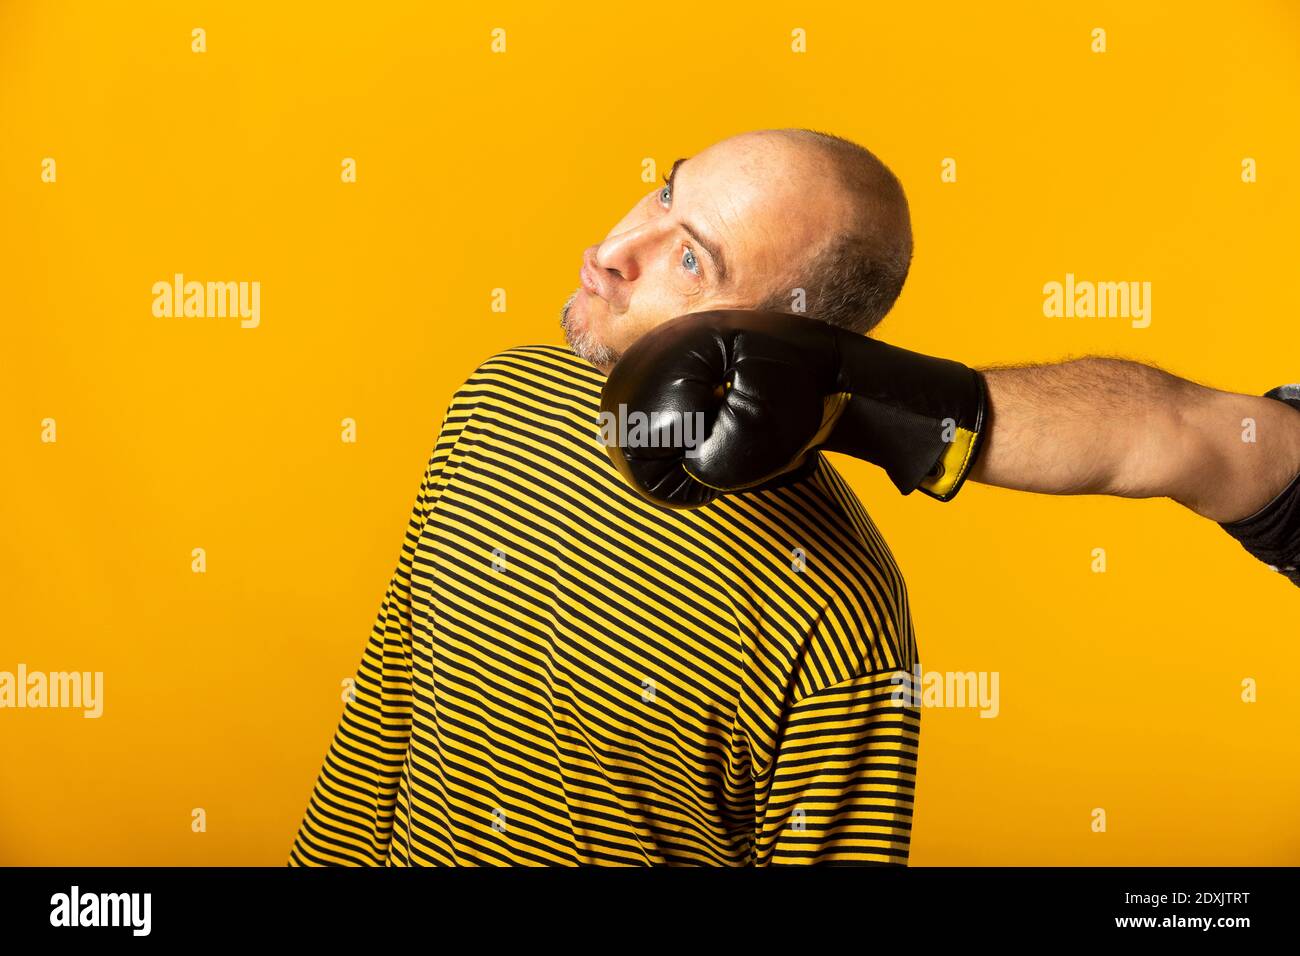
xmin=287 ymin=444 xmax=441 ymax=866
xmin=755 ymin=669 xmax=921 ymax=866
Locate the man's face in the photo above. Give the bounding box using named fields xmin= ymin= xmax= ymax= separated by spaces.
xmin=560 ymin=131 xmax=849 ymax=373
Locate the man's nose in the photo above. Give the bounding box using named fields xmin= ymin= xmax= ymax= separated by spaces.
xmin=595 ymin=220 xmax=659 ymax=284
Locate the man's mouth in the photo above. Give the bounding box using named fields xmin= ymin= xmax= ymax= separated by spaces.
xmin=579 ymin=263 xmax=603 ymax=298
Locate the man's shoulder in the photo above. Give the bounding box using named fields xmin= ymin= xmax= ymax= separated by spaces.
xmin=441 ymin=344 xmax=605 ymax=424
xmin=457 ymin=344 xmax=603 ymax=394
xmin=759 ymin=456 xmax=902 ymax=573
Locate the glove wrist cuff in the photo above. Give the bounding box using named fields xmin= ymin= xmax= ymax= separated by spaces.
xmin=823 ymin=331 xmax=988 ymax=501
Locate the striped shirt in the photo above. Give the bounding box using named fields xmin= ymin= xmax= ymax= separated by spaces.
xmin=289 ymin=344 xmax=921 ymax=866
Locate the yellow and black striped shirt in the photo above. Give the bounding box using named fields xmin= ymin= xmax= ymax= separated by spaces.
xmin=289 ymin=344 xmax=921 ymax=866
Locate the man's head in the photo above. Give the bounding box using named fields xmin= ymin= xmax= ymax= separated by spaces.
xmin=560 ymin=127 xmax=913 ymax=372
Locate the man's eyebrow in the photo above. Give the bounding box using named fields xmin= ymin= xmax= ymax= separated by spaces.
xmin=665 ymin=157 xmax=729 ymax=283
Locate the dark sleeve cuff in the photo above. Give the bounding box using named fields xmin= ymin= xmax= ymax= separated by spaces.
xmin=1218 ymin=468 xmax=1300 ymax=586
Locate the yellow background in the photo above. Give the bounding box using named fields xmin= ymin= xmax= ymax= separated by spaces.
xmin=1 ymin=0 xmax=1296 ymax=865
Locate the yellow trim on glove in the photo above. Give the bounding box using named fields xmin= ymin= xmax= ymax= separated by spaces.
xmin=918 ymin=425 xmax=979 ymax=499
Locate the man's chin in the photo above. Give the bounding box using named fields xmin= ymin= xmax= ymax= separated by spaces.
xmin=560 ymin=291 xmax=618 ymax=371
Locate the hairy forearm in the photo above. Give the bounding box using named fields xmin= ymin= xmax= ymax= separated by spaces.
xmin=968 ymin=357 xmax=1300 ymax=522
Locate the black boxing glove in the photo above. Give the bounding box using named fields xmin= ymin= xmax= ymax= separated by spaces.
xmin=1217 ymin=384 xmax=1300 ymax=587
xmin=598 ymin=309 xmax=988 ymax=509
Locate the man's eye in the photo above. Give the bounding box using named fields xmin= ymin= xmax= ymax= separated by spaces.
xmin=681 ymin=246 xmax=700 ymax=276
xmin=659 ymin=184 xmax=672 ymax=207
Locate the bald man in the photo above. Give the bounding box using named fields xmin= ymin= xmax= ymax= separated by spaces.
xmin=289 ymin=129 xmax=1300 ymax=867
xmin=563 ymin=128 xmax=1299 ymax=526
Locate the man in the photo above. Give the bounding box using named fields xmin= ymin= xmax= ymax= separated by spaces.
xmin=289 ymin=128 xmax=1299 ymax=867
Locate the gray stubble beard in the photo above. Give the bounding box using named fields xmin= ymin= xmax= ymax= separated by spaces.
xmin=559 ymin=288 xmax=619 ymax=370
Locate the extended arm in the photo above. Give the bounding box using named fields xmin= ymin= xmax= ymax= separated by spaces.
xmin=597 ymin=310 xmax=1300 ymax=583
xmin=968 ymin=357 xmax=1300 ymax=523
